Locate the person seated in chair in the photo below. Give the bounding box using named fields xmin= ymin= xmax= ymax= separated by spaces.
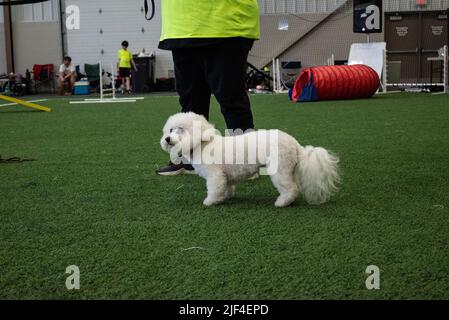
xmin=58 ymin=56 xmax=77 ymax=96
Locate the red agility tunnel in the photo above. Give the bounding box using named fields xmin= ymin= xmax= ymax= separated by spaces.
xmin=290 ymin=64 xmax=380 ymax=102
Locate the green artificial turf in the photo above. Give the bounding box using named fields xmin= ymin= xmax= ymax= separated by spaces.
xmin=0 ymin=92 xmax=448 ymax=299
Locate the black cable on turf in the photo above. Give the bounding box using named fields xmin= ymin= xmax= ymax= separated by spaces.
xmin=0 ymin=155 xmax=36 ymax=163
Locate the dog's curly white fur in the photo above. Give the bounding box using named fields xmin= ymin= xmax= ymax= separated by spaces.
xmin=160 ymin=112 xmax=340 ymax=207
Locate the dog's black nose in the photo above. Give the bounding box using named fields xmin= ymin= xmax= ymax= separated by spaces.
xmin=165 ymin=137 xmax=171 ymax=143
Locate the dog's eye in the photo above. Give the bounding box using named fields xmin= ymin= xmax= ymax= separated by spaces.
xmin=170 ymin=129 xmax=173 ymax=133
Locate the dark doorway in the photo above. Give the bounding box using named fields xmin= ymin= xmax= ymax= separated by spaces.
xmin=385 ymin=11 xmax=448 ymax=84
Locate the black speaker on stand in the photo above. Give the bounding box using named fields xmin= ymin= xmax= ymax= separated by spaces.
xmin=131 ymin=56 xmax=155 ymax=93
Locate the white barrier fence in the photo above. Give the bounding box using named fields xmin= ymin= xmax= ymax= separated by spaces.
xmin=382 ymin=45 xmax=448 ymax=94
xmin=272 ymin=58 xmax=291 ymax=93
xmin=70 ymin=61 xmax=145 ymax=104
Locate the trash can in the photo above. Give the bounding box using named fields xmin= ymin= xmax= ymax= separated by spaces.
xmin=387 ymin=61 xmax=401 ymax=84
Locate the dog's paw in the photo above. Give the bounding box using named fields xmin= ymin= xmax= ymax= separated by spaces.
xmin=203 ymin=197 xmax=220 ymax=206
xmin=275 ymin=195 xmax=295 ymax=208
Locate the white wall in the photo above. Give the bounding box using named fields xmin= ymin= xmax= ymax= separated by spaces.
xmin=0 ymin=6 xmax=7 ymax=75
xmin=258 ymin=0 xmax=349 ymax=14
xmin=12 ymin=22 xmax=63 ymax=74
xmin=385 ymin=0 xmax=449 ymax=12
xmin=0 ymin=0 xmax=62 ymax=74
xmin=11 ymin=0 xmax=60 ymax=22
xmin=65 ymin=0 xmax=171 ymax=78
xmin=60 ymin=0 xmax=449 ymax=79
xmin=279 ymin=4 xmax=383 ymax=68
xmin=10 ymin=0 xmax=62 ymax=74
xmin=259 ymin=0 xmax=449 ymax=13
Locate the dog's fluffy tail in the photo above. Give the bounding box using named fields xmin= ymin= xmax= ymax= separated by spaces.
xmin=296 ymin=145 xmax=340 ymax=205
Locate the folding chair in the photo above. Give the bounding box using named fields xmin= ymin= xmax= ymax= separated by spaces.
xmin=281 ymin=61 xmax=301 ymax=88
xmin=32 ymin=64 xmax=55 ymax=94
xmin=84 ymin=63 xmax=100 ymax=91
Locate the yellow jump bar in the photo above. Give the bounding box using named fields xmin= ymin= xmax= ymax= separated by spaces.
xmin=0 ymin=95 xmax=52 ymax=112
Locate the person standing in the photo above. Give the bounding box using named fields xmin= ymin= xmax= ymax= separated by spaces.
xmin=156 ymin=0 xmax=260 ymax=175
xmin=117 ymin=41 xmax=138 ymax=94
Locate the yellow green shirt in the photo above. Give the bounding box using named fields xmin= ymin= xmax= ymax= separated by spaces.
xmin=160 ymin=0 xmax=260 ymax=41
xmin=118 ymin=49 xmax=133 ymax=68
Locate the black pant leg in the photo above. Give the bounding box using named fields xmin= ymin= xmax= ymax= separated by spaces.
xmin=203 ymin=39 xmax=254 ymax=131
xmin=172 ymin=48 xmax=211 ymax=119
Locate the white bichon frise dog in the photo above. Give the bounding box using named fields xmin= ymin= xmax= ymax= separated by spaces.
xmin=160 ymin=112 xmax=340 ymax=207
